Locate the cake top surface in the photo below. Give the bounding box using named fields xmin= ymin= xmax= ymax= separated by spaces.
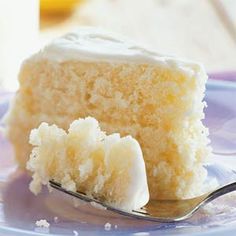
xmin=34 ymin=27 xmax=204 ymax=76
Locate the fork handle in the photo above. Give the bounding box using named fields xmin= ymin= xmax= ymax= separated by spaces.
xmin=205 ymin=182 xmax=236 ymax=203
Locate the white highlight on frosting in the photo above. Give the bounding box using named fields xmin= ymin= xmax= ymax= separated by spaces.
xmin=33 ymin=27 xmax=204 ymax=77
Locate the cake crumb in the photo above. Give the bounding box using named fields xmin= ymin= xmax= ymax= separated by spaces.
xmin=35 ymin=219 xmax=50 ymax=228
xmin=90 ymin=201 xmax=107 ymax=210
xmin=114 ymin=224 xmax=118 ymax=229
xmin=73 ymin=230 xmax=79 ymax=236
xmin=104 ymin=222 xmax=111 ymax=231
xmin=54 ymin=216 xmax=59 ymax=223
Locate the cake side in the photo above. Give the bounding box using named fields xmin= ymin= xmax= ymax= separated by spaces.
xmin=5 ymin=57 xmax=211 ymax=200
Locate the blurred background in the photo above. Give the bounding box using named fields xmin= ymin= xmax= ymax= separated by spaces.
xmin=0 ymin=0 xmax=236 ymax=91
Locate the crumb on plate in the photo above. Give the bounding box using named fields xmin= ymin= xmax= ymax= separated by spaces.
xmin=35 ymin=219 xmax=50 ymax=228
xmin=104 ymin=222 xmax=111 ymax=231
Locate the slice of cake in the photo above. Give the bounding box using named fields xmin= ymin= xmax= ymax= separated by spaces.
xmin=5 ymin=27 xmax=211 ymax=200
xmin=27 ymin=117 xmax=149 ymax=210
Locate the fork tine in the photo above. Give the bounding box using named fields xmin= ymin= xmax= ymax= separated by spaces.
xmin=49 ymin=180 xmax=95 ymax=203
xmin=49 ymin=180 xmax=186 ymax=222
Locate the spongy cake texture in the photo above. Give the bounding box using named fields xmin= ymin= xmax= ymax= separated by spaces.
xmin=5 ymin=27 xmax=211 ymax=200
xmin=27 ymin=117 xmax=149 ymax=210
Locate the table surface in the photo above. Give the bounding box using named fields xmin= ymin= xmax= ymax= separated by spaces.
xmin=40 ymin=0 xmax=236 ymax=73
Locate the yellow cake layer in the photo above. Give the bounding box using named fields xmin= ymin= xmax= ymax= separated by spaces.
xmin=6 ymin=58 xmax=210 ymax=200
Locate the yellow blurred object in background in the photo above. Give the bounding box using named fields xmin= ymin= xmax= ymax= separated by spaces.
xmin=40 ymin=0 xmax=82 ymax=13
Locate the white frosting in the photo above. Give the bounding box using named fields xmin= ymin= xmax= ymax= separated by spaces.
xmin=33 ymin=27 xmax=204 ymax=77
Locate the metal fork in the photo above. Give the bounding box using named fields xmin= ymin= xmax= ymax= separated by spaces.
xmin=49 ymin=180 xmax=236 ymax=222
